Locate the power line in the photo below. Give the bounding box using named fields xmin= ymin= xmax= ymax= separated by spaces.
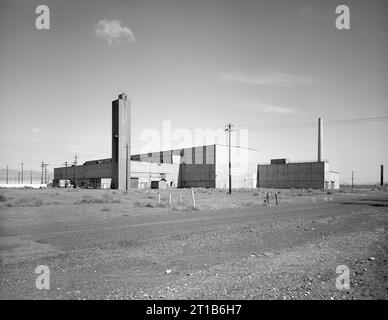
xmin=234 ymin=116 xmax=388 ymax=130
xmin=40 ymin=161 xmax=49 ymax=184
xmin=216 ymin=144 xmax=260 ymax=152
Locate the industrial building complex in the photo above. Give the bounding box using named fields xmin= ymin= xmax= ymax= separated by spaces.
xmin=54 ymin=144 xmax=256 ymax=189
xmin=53 ymin=94 xmax=340 ymax=190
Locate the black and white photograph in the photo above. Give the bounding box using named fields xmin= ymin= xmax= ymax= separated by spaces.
xmin=0 ymin=0 xmax=387 ymax=307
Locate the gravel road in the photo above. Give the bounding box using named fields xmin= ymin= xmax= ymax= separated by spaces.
xmin=1 ymin=191 xmax=387 ymax=299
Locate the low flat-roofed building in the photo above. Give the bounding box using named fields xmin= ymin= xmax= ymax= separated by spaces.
xmin=257 ymin=160 xmax=340 ymax=190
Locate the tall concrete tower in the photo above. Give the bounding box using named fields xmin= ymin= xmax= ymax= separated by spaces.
xmin=111 ymin=93 xmax=131 ymax=189
xmin=318 ymin=117 xmax=323 ymax=162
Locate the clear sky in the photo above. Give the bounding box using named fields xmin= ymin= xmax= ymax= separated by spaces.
xmin=0 ymin=0 xmax=387 ymax=184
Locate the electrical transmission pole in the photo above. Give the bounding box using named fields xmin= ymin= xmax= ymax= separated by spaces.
xmin=44 ymin=163 xmax=49 ymax=184
xmin=6 ymin=165 xmax=8 ymax=184
xmin=63 ymin=161 xmax=69 ymax=188
xmin=41 ymin=161 xmax=44 ymax=184
xmin=125 ymin=143 xmax=129 ymax=190
xmin=73 ymin=154 xmax=78 ymax=187
xmin=21 ymin=162 xmax=24 ymax=184
xmin=352 ymin=171 xmax=354 ymax=188
xmin=381 ymin=165 xmax=384 ymax=186
xmin=225 ymin=123 xmax=234 ymax=194
xmin=63 ymin=161 xmax=69 ymax=178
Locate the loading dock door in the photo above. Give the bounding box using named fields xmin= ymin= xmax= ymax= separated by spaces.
xmin=130 ymin=177 xmax=139 ymax=188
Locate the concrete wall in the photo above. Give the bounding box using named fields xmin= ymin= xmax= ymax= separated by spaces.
xmin=178 ymin=164 xmax=216 ymax=188
xmin=131 ymin=161 xmax=180 ymax=189
xmin=327 ymin=171 xmax=340 ymax=190
xmin=132 ymin=145 xmax=217 ymax=188
xmin=257 ymin=162 xmax=326 ymax=189
xmin=132 ymin=144 xmax=256 ymax=189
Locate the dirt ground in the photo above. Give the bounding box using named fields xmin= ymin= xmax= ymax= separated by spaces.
xmin=0 ymin=187 xmax=387 ymax=300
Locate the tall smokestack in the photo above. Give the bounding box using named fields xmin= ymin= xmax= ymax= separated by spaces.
xmin=318 ymin=117 xmax=323 ymax=162
xmin=111 ymin=93 xmax=131 ymax=190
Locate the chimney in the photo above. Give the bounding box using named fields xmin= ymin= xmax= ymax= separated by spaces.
xmin=318 ymin=117 xmax=323 ymax=162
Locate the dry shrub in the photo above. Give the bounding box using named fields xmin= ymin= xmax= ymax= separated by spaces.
xmin=0 ymin=194 xmax=7 ymax=202
xmin=74 ymin=193 xmax=120 ymax=205
xmin=7 ymin=197 xmax=43 ymax=207
xmin=134 ymin=200 xmax=167 ymax=208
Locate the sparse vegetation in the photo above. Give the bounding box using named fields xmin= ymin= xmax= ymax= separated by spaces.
xmin=6 ymin=196 xmax=43 ymax=207
xmin=45 ymin=201 xmax=61 ymax=205
xmin=1 ymin=186 xmax=387 ymax=300
xmin=171 ymin=203 xmax=199 ymax=211
xmin=241 ymin=200 xmax=259 ymax=207
xmin=74 ymin=193 xmax=120 ymax=205
xmin=134 ymin=200 xmax=166 ymax=208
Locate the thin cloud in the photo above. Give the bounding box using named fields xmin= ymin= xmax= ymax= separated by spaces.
xmin=32 ymin=127 xmax=41 ymax=134
xmin=255 ymin=103 xmax=306 ymax=115
xmin=218 ymin=71 xmax=318 ymax=87
xmin=235 ymin=102 xmax=307 ymax=115
xmin=94 ymin=19 xmax=136 ymax=45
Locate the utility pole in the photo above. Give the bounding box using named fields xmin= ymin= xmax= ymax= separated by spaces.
xmin=41 ymin=161 xmax=44 ymax=184
xmin=21 ymin=162 xmax=24 ymax=184
xmin=73 ymin=154 xmax=78 ymax=187
xmin=352 ymin=171 xmax=354 ymax=188
xmin=6 ymin=165 xmax=8 ymax=184
xmin=381 ymin=165 xmax=384 ymax=186
xmin=225 ymin=123 xmax=234 ymax=194
xmin=44 ymin=163 xmax=49 ymax=184
xmin=63 ymin=161 xmax=69 ymax=179
xmin=63 ymin=161 xmax=69 ymax=187
xmin=125 ymin=143 xmax=129 ymax=190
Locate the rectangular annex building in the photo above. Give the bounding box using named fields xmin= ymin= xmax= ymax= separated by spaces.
xmin=257 ymin=159 xmax=340 ymax=190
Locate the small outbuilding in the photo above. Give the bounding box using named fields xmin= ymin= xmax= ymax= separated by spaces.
xmin=151 ymin=179 xmax=168 ymax=189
